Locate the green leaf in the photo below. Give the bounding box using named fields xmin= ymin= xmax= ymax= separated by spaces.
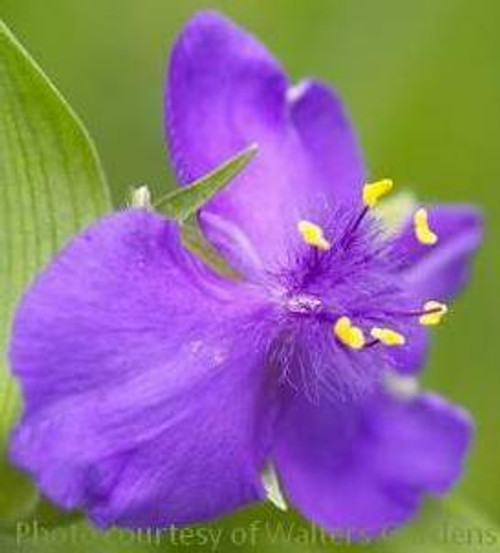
xmin=0 ymin=19 xmax=111 ymax=524
xmin=180 ymin=215 xmax=242 ymax=281
xmin=155 ymin=144 xmax=257 ymax=221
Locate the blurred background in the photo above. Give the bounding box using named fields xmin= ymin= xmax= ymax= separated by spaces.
xmin=1 ymin=0 xmax=499 ymax=543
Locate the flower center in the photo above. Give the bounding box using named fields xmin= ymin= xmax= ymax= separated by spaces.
xmin=284 ymin=179 xmax=447 ymax=352
xmin=286 ymin=294 xmax=323 ymax=314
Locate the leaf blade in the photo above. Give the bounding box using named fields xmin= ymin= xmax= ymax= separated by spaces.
xmin=155 ymin=143 xmax=257 ymax=221
xmin=0 ymin=19 xmax=111 ymax=522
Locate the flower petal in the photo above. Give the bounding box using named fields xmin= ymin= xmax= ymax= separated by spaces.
xmin=288 ymin=80 xmax=365 ymax=204
xmin=9 ymin=210 xmax=272 ymax=527
xmin=386 ymin=321 xmax=429 ymax=374
xmin=274 ymin=388 xmax=472 ymax=538
xmin=166 ymin=12 xmax=364 ymax=267
xmin=393 ymin=205 xmax=482 ymax=300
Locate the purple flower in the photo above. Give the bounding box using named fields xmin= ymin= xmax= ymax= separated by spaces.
xmin=9 ymin=11 xmax=482 ymax=537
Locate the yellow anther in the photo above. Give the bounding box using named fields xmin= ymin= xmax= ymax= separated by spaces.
xmin=414 ymin=208 xmax=438 ymax=245
xmin=297 ymin=220 xmax=331 ymax=251
xmin=363 ymin=179 xmax=394 ymax=208
xmin=419 ymin=301 xmax=448 ymax=326
xmin=370 ymin=327 xmax=406 ymax=346
xmin=334 ymin=316 xmax=365 ymax=350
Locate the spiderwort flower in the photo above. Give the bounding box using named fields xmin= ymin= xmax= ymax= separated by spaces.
xmin=9 ymin=12 xmax=482 ymax=537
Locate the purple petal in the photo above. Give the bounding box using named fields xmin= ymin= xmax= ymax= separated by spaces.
xmin=9 ymin=210 xmax=272 ymax=527
xmin=166 ymin=12 xmax=364 ymax=267
xmin=386 ymin=314 xmax=429 ymax=374
xmin=274 ymin=388 xmax=472 ymax=538
xmin=288 ymin=80 xmax=366 ymax=204
xmin=393 ymin=205 xmax=482 ymax=300
xmin=199 ymin=210 xmax=264 ymax=279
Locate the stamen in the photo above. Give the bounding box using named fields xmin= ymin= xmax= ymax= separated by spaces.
xmin=342 ymin=206 xmax=368 ymax=246
xmin=370 ymin=327 xmax=406 ymax=346
xmin=419 ymin=301 xmax=448 ymax=326
xmin=381 ymin=303 xmax=448 ymax=320
xmin=414 ymin=207 xmax=438 ymax=245
xmin=334 ymin=316 xmax=365 ymax=350
xmin=297 ymin=220 xmax=331 ymax=251
xmin=341 ymin=178 xmax=393 ymax=249
xmin=363 ymin=179 xmax=394 ymax=208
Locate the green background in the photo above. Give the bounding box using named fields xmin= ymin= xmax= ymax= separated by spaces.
xmin=0 ymin=0 xmax=499 ymax=547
